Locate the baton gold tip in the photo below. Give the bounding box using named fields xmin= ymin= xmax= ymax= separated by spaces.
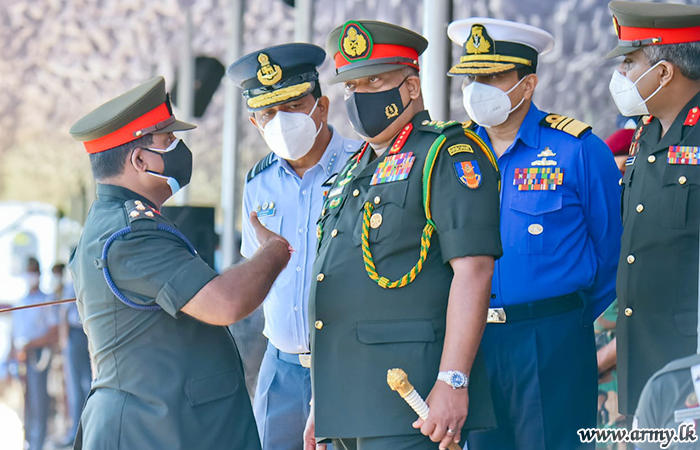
xmin=387 ymin=368 xmax=414 ymax=397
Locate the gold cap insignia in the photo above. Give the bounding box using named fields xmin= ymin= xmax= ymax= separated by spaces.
xmin=339 ymin=21 xmax=373 ymax=62
xmin=256 ymin=53 xmax=283 ymax=86
xmin=612 ymin=16 xmax=620 ymax=38
xmin=465 ymin=24 xmax=494 ymax=55
xmin=385 ymin=103 xmax=399 ymax=119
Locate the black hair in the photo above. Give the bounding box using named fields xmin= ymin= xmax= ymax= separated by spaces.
xmin=516 ymin=66 xmax=536 ymax=79
xmin=88 ymin=134 xmax=154 ymax=180
xmin=26 ymin=257 xmax=40 ymax=273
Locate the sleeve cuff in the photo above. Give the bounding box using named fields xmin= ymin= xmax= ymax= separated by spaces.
xmin=156 ymin=257 xmax=218 ymax=317
xmin=438 ymin=226 xmax=503 ymax=264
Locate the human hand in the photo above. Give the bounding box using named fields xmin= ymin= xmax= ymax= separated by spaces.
xmin=250 ymin=211 xmax=293 ymax=253
xmin=303 ymin=404 xmax=326 ymax=450
xmin=412 ymin=381 xmax=468 ymax=449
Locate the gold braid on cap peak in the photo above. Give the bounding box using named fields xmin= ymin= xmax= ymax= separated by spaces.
xmin=246 ymin=82 xmax=312 ymax=109
xmin=449 ymin=63 xmax=517 ymax=74
xmin=459 ymin=54 xmax=532 ymax=66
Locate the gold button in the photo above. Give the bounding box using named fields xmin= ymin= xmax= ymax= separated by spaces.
xmin=627 ymin=255 xmax=635 ymax=264
xmin=353 ymin=189 xmax=360 ymax=197
xmin=528 ymin=224 xmax=544 ymax=235
xmin=624 ymin=308 xmax=633 ymax=317
xmin=316 ymin=273 xmax=325 ymax=282
xmin=315 ymin=320 xmax=324 ymax=330
xmin=679 ymin=176 xmax=688 ymax=185
xmin=618 ymin=178 xmax=623 ymax=186
xmin=331 ymin=229 xmax=338 ymax=237
xmin=647 ymin=155 xmax=656 ymax=163
xmin=370 ymin=213 xmax=383 ymax=229
xmin=421 ymin=120 xmax=430 ymax=125
xmin=636 ymin=204 xmax=644 ymax=213
xmin=374 ymin=196 xmax=381 ymax=205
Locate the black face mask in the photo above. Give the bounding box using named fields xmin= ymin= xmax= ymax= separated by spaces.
xmin=145 ymin=139 xmax=193 ymax=195
xmin=344 ymin=77 xmax=412 ymax=138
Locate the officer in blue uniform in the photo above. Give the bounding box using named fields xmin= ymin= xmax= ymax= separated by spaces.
xmin=447 ymin=18 xmax=623 ymax=449
xmin=227 ymin=43 xmax=360 ymax=450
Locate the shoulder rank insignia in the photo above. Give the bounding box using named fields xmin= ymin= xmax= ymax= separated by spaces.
xmin=125 ymin=199 xmax=158 ymax=222
xmin=514 ymin=168 xmax=564 ymax=191
xmin=685 ymin=106 xmax=699 ymax=126
xmin=454 ymin=160 xmax=482 ymax=189
xmin=371 ymin=152 xmax=416 ymax=185
xmin=448 ymin=144 xmax=474 ymax=156
xmin=246 ymin=152 xmax=275 ymax=182
xmin=541 ymin=114 xmax=591 ymax=138
xmin=461 ymin=120 xmax=476 ymax=131
xmin=668 ymin=146 xmax=700 ymax=165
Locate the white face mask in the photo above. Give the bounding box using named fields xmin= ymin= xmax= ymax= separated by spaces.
xmin=462 ymin=76 xmax=527 ymax=128
xmin=260 ymin=99 xmax=322 ymax=161
xmin=608 ymin=60 xmax=665 ymax=117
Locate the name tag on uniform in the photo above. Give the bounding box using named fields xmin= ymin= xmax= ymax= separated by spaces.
xmin=370 ymin=152 xmax=415 ymax=185
xmin=513 ymin=168 xmax=564 ymax=191
xmin=668 ymin=146 xmax=700 ymax=165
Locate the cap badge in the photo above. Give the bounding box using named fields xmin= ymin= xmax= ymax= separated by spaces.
xmin=257 ymin=53 xmax=283 ymax=86
xmin=465 ymin=24 xmax=493 ymax=55
xmin=612 ymin=16 xmax=621 ymax=38
xmin=340 ymin=21 xmax=373 ymax=62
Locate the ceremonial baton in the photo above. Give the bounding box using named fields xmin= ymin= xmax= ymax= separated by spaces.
xmin=0 ymin=298 xmax=76 ymax=314
xmin=387 ymin=368 xmax=462 ymax=450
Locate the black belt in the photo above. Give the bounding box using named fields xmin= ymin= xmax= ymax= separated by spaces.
xmin=487 ymin=293 xmax=583 ymax=324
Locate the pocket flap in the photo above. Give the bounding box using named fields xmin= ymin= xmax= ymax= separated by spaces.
xmin=509 ymin=192 xmax=563 ymax=215
xmin=186 ymin=370 xmax=240 ymax=407
xmin=357 ymin=319 xmax=436 ymax=344
xmin=356 ymin=181 xmax=410 ymax=212
xmin=662 ymin=166 xmax=699 ymax=186
xmin=258 ymin=216 xmax=283 ymax=234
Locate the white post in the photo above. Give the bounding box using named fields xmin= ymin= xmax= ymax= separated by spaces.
xmin=422 ymin=0 xmax=452 ymax=121
xmin=221 ymin=0 xmax=245 ymax=268
xmin=174 ymin=9 xmax=195 ymax=205
xmin=294 ymin=0 xmax=314 ymax=43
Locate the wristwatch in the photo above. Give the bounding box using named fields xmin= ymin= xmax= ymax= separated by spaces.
xmin=437 ymin=370 xmax=469 ymax=389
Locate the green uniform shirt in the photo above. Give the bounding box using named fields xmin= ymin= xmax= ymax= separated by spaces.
xmin=309 ymin=111 xmax=501 ymax=439
xmin=69 ymin=184 xmax=260 ymax=450
xmin=617 ymin=91 xmax=700 ymax=415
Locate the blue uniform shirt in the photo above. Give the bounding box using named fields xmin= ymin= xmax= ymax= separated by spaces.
xmin=12 ymin=290 xmax=58 ymax=345
xmin=474 ymin=103 xmax=622 ymax=317
xmin=241 ymin=126 xmax=360 ymax=353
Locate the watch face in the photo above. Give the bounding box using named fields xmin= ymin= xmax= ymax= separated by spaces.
xmin=450 ymin=371 xmax=466 ymax=387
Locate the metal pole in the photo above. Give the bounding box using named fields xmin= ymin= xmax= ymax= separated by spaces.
xmin=294 ymin=0 xmax=314 ymax=43
xmin=422 ymin=0 xmax=452 ymax=121
xmin=221 ymin=0 xmax=245 ymax=269
xmin=175 ymin=9 xmax=196 ymax=205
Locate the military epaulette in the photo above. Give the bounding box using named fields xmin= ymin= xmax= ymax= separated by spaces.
xmin=461 ymin=120 xmax=476 ymax=131
xmin=684 ymin=107 xmax=699 ymax=126
xmin=246 ymin=152 xmax=275 ymax=182
xmin=418 ymin=119 xmax=461 ymax=133
xmin=124 ymin=199 xmax=160 ymax=231
xmin=540 ymin=114 xmax=592 ymax=138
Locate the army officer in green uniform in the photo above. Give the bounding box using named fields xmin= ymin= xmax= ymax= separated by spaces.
xmin=68 ymin=77 xmax=292 ymax=449
xmin=304 ymin=21 xmax=500 ymax=450
xmin=606 ymin=1 xmax=700 ymax=420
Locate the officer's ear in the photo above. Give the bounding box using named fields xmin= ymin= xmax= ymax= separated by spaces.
xmin=130 ymin=147 xmax=153 ymax=173
xmin=405 ymin=76 xmax=422 ymax=100
xmin=523 ymin=74 xmax=538 ymax=101
xmin=317 ymin=96 xmax=330 ymax=123
xmin=658 ymin=61 xmax=675 ymax=87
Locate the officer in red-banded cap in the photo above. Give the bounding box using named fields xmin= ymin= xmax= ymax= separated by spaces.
xmin=605 ymin=0 xmax=700 ymax=422
xmin=68 ymin=76 xmax=292 ymax=449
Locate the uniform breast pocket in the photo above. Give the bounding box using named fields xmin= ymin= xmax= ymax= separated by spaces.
xmin=351 ymin=181 xmax=409 ymax=247
xmin=508 ymin=192 xmax=563 ymax=254
xmin=259 ymin=215 xmax=283 ymax=235
xmin=661 ymin=167 xmax=700 ymax=229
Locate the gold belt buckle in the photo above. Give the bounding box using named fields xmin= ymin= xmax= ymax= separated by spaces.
xmin=487 ymin=308 xmax=507 ymax=324
xmin=298 ymin=354 xmax=311 ymax=368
